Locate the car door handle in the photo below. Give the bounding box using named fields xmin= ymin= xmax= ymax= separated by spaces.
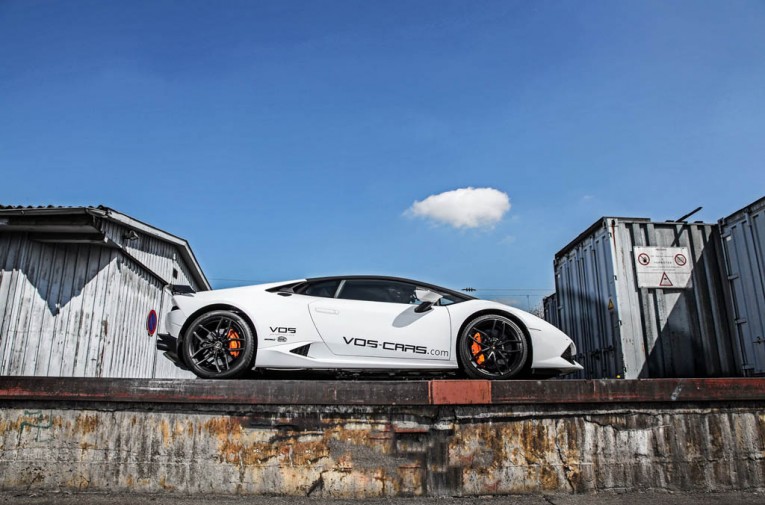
xmin=314 ymin=307 xmax=339 ymax=315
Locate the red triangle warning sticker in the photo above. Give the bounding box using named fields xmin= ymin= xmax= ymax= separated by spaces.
xmin=659 ymin=272 xmax=673 ymax=287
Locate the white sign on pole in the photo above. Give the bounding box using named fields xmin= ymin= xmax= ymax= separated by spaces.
xmin=633 ymin=246 xmax=693 ymax=289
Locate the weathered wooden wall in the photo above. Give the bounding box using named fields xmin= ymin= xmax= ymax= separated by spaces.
xmin=0 ymin=226 xmax=202 ymax=378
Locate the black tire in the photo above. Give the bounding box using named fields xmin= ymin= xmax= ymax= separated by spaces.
xmin=181 ymin=310 xmax=255 ymax=379
xmin=458 ymin=314 xmax=529 ymax=380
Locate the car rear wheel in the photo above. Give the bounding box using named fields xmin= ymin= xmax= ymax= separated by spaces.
xmin=458 ymin=314 xmax=528 ymax=380
xmin=182 ymin=310 xmax=255 ymax=379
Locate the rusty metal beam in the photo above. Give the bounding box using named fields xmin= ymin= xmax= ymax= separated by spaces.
xmin=1 ymin=377 xmax=765 ymax=406
xmin=0 ymin=377 xmax=428 ymax=405
xmin=489 ymin=377 xmax=765 ymax=404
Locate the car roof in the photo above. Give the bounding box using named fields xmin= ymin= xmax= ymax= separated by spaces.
xmin=304 ymin=275 xmax=476 ymax=301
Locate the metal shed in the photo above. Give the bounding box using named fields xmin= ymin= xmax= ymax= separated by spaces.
xmin=720 ymin=196 xmax=765 ymax=376
xmin=551 ymin=217 xmax=737 ymax=380
xmin=0 ymin=205 xmax=210 ymax=378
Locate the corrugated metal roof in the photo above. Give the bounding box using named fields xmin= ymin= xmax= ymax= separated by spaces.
xmin=0 ymin=204 xmax=210 ymax=290
xmin=0 ymin=205 xmax=102 ymax=209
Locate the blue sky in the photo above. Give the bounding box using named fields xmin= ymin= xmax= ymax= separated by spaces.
xmin=2 ymin=1 xmax=764 ymax=308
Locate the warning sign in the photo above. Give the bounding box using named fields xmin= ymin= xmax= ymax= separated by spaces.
xmin=634 ymin=246 xmax=692 ymax=289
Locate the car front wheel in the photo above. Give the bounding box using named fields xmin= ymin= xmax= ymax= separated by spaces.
xmin=458 ymin=314 xmax=529 ymax=380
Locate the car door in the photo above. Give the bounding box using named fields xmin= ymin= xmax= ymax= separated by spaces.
xmin=308 ymin=278 xmax=452 ymax=361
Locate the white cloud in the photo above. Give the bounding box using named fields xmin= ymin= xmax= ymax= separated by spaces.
xmin=407 ymin=187 xmax=511 ymax=229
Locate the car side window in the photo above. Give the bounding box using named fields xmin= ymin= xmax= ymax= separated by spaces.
xmin=437 ymin=295 xmax=458 ymax=306
xmin=337 ymin=279 xmax=420 ymax=304
xmin=299 ymin=280 xmax=340 ymax=298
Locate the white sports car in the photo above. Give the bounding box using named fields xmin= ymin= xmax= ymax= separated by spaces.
xmin=159 ymin=276 xmax=582 ymax=380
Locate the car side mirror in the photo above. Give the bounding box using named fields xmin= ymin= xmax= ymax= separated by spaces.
xmin=414 ymin=288 xmax=443 ymax=313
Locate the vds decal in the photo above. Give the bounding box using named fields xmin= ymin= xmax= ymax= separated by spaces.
xmin=270 ymin=327 xmax=296 ymax=334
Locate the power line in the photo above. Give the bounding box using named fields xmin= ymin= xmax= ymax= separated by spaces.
xmin=471 ymin=289 xmax=553 ymax=292
xmin=462 ymin=288 xmax=553 ymax=292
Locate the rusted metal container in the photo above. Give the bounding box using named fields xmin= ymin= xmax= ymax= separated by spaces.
xmin=720 ymin=196 xmax=765 ymax=376
xmin=552 ymin=217 xmax=737 ymax=379
xmin=0 ymin=206 xmax=209 ymax=378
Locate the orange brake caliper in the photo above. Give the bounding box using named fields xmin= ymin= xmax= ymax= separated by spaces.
xmin=227 ymin=329 xmax=241 ymax=358
xmin=470 ymin=332 xmax=485 ymax=366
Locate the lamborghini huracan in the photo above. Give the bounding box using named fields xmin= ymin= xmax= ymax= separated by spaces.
xmin=158 ymin=276 xmax=582 ymax=380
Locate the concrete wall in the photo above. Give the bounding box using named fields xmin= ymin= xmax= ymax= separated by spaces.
xmin=1 ymin=401 xmax=763 ymax=496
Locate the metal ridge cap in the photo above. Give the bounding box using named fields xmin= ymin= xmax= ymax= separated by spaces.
xmin=0 ymin=205 xmax=94 ymax=215
xmin=93 ymin=207 xmax=185 ymax=245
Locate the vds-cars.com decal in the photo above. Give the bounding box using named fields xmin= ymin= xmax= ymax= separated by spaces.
xmin=343 ymin=337 xmax=448 ymax=357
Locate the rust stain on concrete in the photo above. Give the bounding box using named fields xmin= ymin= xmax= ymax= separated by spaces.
xmin=205 ymin=416 xmax=244 ymax=439
xmin=158 ymin=476 xmax=175 ymax=491
xmin=66 ymin=474 xmax=90 ymax=490
xmin=74 ymin=414 xmax=100 ymax=434
xmin=160 ymin=419 xmax=171 ymax=446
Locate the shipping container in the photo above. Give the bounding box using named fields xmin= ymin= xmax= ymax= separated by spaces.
xmin=542 ymin=293 xmax=559 ymax=330
xmin=0 ymin=206 xmax=209 ymax=378
xmin=552 ymin=217 xmax=737 ymax=379
xmin=719 ymin=196 xmax=765 ymax=376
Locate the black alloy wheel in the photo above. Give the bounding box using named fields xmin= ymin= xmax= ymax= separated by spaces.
xmin=182 ymin=310 xmax=255 ymax=379
xmin=458 ymin=314 xmax=528 ymax=379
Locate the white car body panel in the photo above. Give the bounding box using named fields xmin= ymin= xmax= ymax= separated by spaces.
xmin=308 ymin=297 xmax=452 ymax=361
xmin=163 ymin=277 xmax=583 ymax=376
